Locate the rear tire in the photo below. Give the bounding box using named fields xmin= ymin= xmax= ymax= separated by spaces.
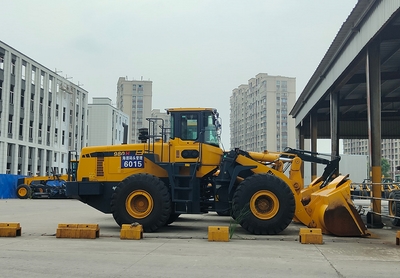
xmin=389 ymin=191 xmax=400 ymax=226
xmin=111 ymin=174 xmax=171 ymax=232
xmin=16 ymin=184 xmax=31 ymax=199
xmin=232 ymin=174 xmax=295 ymax=235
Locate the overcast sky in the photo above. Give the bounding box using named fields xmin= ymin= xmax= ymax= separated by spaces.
xmin=2 ymin=0 xmax=357 ymax=150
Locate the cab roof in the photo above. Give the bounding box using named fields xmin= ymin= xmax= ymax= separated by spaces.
xmin=166 ymin=108 xmax=217 ymax=113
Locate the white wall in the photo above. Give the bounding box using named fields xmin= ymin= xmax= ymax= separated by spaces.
xmin=303 ymin=154 xmax=369 ymax=185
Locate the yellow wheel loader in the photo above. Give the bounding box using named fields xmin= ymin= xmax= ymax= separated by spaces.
xmin=66 ymin=108 xmax=368 ymax=236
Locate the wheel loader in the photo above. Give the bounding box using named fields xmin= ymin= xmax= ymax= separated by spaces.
xmin=66 ymin=108 xmax=368 ymax=236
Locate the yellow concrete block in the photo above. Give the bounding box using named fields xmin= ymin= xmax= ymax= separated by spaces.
xmin=56 ymin=223 xmax=99 ymax=239
xmin=0 ymin=223 xmax=21 ymax=237
xmin=396 ymin=231 xmax=400 ymax=245
xmin=299 ymin=228 xmax=323 ymax=244
xmin=208 ymin=226 xmax=229 ymax=242
xmin=120 ymin=224 xmax=143 ymax=240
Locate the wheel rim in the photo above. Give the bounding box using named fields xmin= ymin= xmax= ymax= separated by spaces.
xmin=18 ymin=187 xmax=27 ymax=197
xmin=250 ymin=190 xmax=279 ymax=220
xmin=125 ymin=190 xmax=153 ymax=219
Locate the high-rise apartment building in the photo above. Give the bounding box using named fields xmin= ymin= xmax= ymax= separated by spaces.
xmin=0 ymin=41 xmax=88 ymax=175
xmin=343 ymin=139 xmax=400 ymax=178
xmin=88 ymin=97 xmax=129 ymax=146
xmin=230 ymin=73 xmax=296 ymax=152
xmin=116 ymin=77 xmax=152 ymax=143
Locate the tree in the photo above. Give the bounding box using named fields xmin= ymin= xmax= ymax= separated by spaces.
xmin=381 ymin=158 xmax=391 ymax=178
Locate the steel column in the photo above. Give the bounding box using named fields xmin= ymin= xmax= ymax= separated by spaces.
xmin=297 ymin=125 xmax=305 ymax=178
xmin=330 ymin=91 xmax=340 ymax=167
xmin=310 ymin=112 xmax=318 ymax=181
xmin=366 ymin=40 xmax=383 ymax=228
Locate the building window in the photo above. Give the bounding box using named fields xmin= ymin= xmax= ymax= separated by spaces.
xmin=31 ymin=69 xmax=36 ymax=84
xmin=0 ymin=55 xmax=4 ymax=70
xmin=0 ymin=80 xmax=3 ymax=100
xmin=29 ymin=121 xmax=33 ymax=139
xmin=40 ymin=72 xmax=44 ymax=89
xmin=63 ymin=107 xmax=66 ymax=122
xmin=39 ymin=97 xmax=43 ymax=115
xmin=19 ymin=118 xmax=23 ymax=137
xmin=20 ymin=89 xmax=25 ymax=108
xmin=7 ymin=143 xmax=12 ymax=157
xmin=48 ymin=77 xmax=52 ymax=92
xmin=47 ymin=126 xmax=50 ymax=144
xmin=18 ymin=145 xmax=23 ymax=158
xmin=21 ymin=64 xmax=26 ymax=80
xmin=11 ymin=58 xmax=16 ymax=75
xmin=8 ymin=114 xmax=13 ymax=134
xmin=62 ymin=130 xmax=65 ymax=145
xmin=281 ymin=81 xmax=287 ymax=92
xmin=9 ymin=85 xmax=14 ymax=105
xmin=48 ymin=100 xmax=51 ymax=117
xmin=38 ymin=123 xmax=42 ymax=139
xmin=30 ymin=94 xmax=34 ymax=112
xmin=56 ymin=104 xmax=59 ymax=117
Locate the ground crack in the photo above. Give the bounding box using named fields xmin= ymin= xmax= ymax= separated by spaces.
xmin=316 ymin=246 xmax=345 ymax=278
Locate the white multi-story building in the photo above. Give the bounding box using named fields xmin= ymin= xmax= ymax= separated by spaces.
xmin=116 ymin=77 xmax=152 ymax=143
xmin=230 ymin=73 xmax=296 ymax=152
xmin=88 ymin=97 xmax=129 ymax=146
xmin=0 ymin=41 xmax=88 ymax=175
xmin=343 ymin=139 xmax=400 ymax=178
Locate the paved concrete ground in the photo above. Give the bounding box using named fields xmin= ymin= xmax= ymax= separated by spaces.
xmin=1 ymin=199 xmax=400 ymax=278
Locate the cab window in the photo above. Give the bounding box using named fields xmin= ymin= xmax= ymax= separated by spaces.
xmin=181 ymin=114 xmax=198 ymax=140
xmin=204 ymin=114 xmax=219 ymax=146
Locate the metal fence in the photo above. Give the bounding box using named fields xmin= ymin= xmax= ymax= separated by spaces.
xmin=350 ymin=182 xmax=400 ymax=224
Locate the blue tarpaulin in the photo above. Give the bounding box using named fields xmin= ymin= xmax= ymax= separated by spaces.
xmin=46 ymin=180 xmax=66 ymax=187
xmin=0 ymin=174 xmax=26 ymax=199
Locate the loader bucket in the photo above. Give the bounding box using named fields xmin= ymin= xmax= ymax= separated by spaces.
xmin=304 ymin=175 xmax=369 ymax=237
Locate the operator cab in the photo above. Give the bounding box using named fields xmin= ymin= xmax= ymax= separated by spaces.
xmin=167 ymin=108 xmax=221 ymax=147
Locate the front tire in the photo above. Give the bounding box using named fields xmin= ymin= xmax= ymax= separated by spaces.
xmin=232 ymin=174 xmax=295 ymax=235
xmin=111 ymin=174 xmax=171 ymax=232
xmin=16 ymin=184 xmax=31 ymax=199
